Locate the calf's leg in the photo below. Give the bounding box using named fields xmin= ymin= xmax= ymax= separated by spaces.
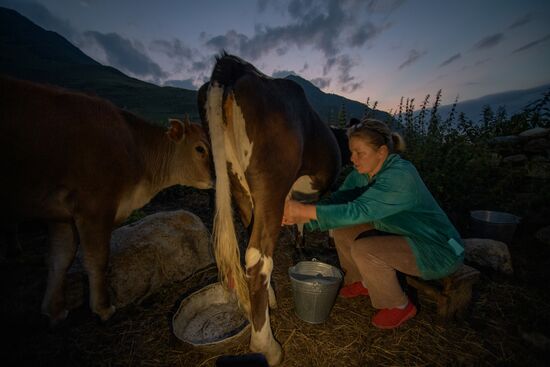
xmin=74 ymin=215 xmax=116 ymax=321
xmin=41 ymin=222 xmax=77 ymax=325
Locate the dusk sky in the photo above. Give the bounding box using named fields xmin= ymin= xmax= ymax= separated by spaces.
xmin=3 ymin=0 xmax=550 ymax=111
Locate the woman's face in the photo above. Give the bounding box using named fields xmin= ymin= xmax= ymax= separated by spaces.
xmin=349 ymin=137 xmax=387 ymax=176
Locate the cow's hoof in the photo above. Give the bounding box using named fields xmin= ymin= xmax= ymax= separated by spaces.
xmin=266 ymin=345 xmax=283 ymax=366
xmin=43 ymin=309 xmax=69 ymax=328
xmin=96 ymin=305 xmax=116 ymax=322
xmin=251 ymin=342 xmax=283 ymax=366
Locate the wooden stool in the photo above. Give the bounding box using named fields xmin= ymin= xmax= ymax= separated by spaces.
xmin=405 ymin=264 xmax=480 ymax=322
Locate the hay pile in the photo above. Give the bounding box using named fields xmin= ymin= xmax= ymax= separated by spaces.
xmin=1 ymin=187 xmax=549 ymax=366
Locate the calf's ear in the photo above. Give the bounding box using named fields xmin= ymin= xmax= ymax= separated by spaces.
xmin=167 ymin=118 xmax=186 ymax=141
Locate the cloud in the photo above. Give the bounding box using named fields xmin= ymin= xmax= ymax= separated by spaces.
xmin=473 ymin=33 xmax=504 ymax=51
xmin=508 ymin=13 xmax=532 ymax=30
xmin=349 ymin=22 xmax=389 ymax=47
xmin=163 ymin=79 xmax=196 ymax=90
xmin=439 ymin=53 xmax=461 ymax=68
xmin=257 ymin=0 xmax=271 ymax=13
xmin=0 ymin=0 xmax=77 ymax=41
xmin=341 ymin=81 xmax=362 ymax=93
xmin=398 ymin=49 xmax=427 ymax=70
xmin=150 ymin=39 xmax=193 ymax=59
xmin=205 ymin=0 xmax=391 ymax=61
xmin=272 ymin=69 xmax=297 ymax=78
xmin=83 ymin=31 xmax=167 ymax=81
xmin=366 ymin=0 xmax=406 ymax=14
xmin=323 ymin=54 xmax=358 ymax=87
xmin=460 ymin=58 xmax=491 ymax=71
xmin=475 ymin=58 xmax=491 ymax=66
xmin=191 ymin=60 xmax=210 ymax=73
xmin=205 ymin=30 xmax=249 ymax=54
xmin=512 ymin=33 xmax=550 ymax=54
xmin=311 ymin=77 xmax=331 ymax=89
xmin=322 ymin=54 xmax=362 ymax=92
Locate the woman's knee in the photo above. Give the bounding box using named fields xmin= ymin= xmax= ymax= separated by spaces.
xmin=350 ymin=238 xmax=377 ymax=260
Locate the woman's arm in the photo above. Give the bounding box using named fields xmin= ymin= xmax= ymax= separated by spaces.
xmin=282 ymin=200 xmax=317 ymax=225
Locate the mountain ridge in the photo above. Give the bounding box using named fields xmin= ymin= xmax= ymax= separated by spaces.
xmin=0 ymin=6 xmax=388 ymax=126
xmin=436 ymin=83 xmax=550 ymax=122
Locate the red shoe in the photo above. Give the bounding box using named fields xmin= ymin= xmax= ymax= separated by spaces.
xmin=371 ymin=300 xmax=417 ymax=329
xmin=339 ymin=281 xmax=369 ymax=298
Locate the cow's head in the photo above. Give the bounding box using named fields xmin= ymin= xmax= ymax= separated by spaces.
xmin=167 ymin=116 xmax=213 ymax=189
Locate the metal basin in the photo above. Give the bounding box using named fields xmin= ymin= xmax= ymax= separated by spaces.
xmin=470 ymin=210 xmax=521 ymax=244
xmin=172 ymin=282 xmax=250 ymax=352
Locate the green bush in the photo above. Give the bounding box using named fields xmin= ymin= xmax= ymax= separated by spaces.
xmin=394 ymin=91 xmax=550 ymax=228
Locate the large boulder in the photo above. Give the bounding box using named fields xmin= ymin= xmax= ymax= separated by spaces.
xmin=519 ymin=127 xmax=549 ymax=139
xmin=463 ymin=238 xmax=514 ymax=275
xmin=67 ymin=210 xmax=214 ymax=309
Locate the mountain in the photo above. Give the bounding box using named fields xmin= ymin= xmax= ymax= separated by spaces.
xmin=0 ymin=6 xmax=385 ymax=126
xmin=436 ymin=84 xmax=550 ymax=122
xmin=0 ymin=7 xmax=197 ymax=124
xmin=285 ymin=75 xmax=391 ymax=123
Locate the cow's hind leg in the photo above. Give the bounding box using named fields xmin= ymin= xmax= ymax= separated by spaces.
xmin=41 ymin=222 xmax=77 ymax=325
xmin=246 ymin=205 xmax=284 ymax=366
xmin=74 ymin=215 xmax=115 ymax=322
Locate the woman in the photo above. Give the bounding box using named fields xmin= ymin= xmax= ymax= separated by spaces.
xmin=283 ymin=119 xmax=464 ymax=329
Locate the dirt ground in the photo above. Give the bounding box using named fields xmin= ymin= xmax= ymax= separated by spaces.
xmin=1 ymin=186 xmax=549 ymax=366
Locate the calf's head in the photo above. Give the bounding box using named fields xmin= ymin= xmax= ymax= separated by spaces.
xmin=167 ymin=116 xmax=213 ymax=189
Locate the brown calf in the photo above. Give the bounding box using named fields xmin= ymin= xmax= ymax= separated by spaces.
xmin=0 ymin=76 xmax=213 ymax=324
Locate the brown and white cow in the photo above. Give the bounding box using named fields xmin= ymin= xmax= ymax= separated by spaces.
xmin=0 ymin=76 xmax=213 ymax=325
xmin=198 ymin=54 xmax=341 ymax=365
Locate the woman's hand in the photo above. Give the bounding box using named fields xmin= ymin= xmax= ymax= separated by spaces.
xmin=282 ymin=199 xmax=317 ymax=225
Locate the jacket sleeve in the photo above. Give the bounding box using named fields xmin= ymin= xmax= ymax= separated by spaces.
xmin=304 ymin=171 xmax=364 ymax=231
xmin=316 ymin=171 xmax=366 ymax=205
xmin=314 ymin=170 xmax=418 ymax=231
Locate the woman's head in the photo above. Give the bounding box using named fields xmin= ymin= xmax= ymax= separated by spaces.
xmin=347 ymin=119 xmax=406 ymax=176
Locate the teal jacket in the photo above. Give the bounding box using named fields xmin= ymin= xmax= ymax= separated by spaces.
xmin=306 ymin=154 xmax=464 ymax=280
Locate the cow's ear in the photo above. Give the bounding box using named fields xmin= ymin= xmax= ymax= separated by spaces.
xmin=167 ymin=118 xmax=185 ymax=142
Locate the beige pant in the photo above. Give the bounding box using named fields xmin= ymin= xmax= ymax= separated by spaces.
xmin=333 ymin=223 xmax=421 ymax=309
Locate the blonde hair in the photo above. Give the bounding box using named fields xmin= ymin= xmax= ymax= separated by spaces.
xmin=347 ymin=118 xmax=406 ymax=153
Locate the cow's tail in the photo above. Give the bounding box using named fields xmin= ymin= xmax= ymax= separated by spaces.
xmin=205 ymin=81 xmax=251 ymax=316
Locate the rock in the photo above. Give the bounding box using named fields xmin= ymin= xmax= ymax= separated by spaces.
xmin=519 ymin=127 xmax=550 ymax=139
xmin=67 ymin=210 xmax=214 ymax=309
xmin=535 ymin=226 xmax=550 ymax=245
xmin=523 ymin=138 xmax=550 ymax=154
xmin=463 ymin=238 xmax=514 ymax=275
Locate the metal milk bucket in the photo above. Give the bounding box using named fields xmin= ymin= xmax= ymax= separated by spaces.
xmin=288 ymin=259 xmax=343 ymax=324
xmin=470 ymin=210 xmax=521 ymax=244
